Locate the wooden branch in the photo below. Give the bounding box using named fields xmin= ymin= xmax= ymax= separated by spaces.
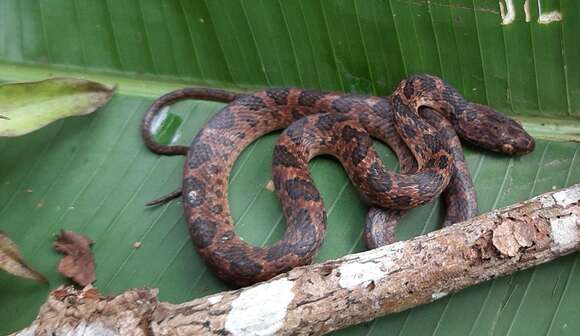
xmin=14 ymin=184 xmax=580 ymax=336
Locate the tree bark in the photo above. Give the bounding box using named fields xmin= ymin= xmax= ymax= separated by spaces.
xmin=13 ymin=183 xmax=580 ymax=336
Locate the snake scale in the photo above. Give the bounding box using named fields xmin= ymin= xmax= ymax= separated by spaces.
xmin=142 ymin=75 xmax=535 ymax=287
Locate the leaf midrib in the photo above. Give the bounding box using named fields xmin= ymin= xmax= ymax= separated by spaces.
xmin=1 ymin=60 xmax=579 ymax=143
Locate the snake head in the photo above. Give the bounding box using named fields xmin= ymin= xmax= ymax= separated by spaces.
xmin=459 ymin=103 xmax=535 ymax=156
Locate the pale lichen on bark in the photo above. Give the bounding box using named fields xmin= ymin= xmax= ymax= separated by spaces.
xmin=225 ymin=278 xmax=295 ymax=336
xmin=12 ymin=184 xmax=580 ymax=336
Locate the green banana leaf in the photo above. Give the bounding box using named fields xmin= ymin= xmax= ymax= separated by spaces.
xmin=1 ymin=0 xmax=579 ymax=335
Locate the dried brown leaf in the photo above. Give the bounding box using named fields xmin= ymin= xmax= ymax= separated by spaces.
xmin=53 ymin=230 xmax=96 ymax=287
xmin=0 ymin=231 xmax=47 ymax=283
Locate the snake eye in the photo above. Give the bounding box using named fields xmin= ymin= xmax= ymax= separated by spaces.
xmin=502 ymin=144 xmax=514 ymax=153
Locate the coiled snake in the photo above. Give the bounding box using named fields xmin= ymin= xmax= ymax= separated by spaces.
xmin=142 ymin=75 xmax=535 ymax=287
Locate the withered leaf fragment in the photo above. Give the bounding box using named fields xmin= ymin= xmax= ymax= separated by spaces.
xmin=0 ymin=77 xmax=115 ymax=137
xmin=0 ymin=231 xmax=48 ymax=283
xmin=53 ymin=230 xmax=96 ymax=287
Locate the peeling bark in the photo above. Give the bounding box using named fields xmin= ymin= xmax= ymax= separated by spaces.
xmin=13 ymin=184 xmax=580 ymax=336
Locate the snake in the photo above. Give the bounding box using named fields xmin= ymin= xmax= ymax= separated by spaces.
xmin=142 ymin=74 xmax=535 ymax=287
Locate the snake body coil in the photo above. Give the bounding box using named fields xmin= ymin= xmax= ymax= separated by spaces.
xmin=143 ymin=75 xmax=535 ymax=287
